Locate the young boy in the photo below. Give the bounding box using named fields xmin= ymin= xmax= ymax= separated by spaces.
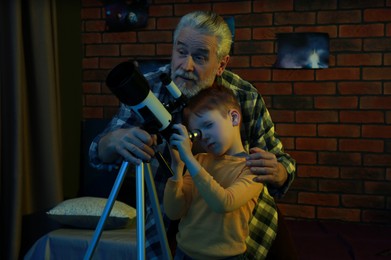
xmin=164 ymin=85 xmax=264 ymax=259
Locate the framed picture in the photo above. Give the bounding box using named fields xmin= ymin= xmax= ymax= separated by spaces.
xmin=274 ymin=32 xmax=329 ymax=69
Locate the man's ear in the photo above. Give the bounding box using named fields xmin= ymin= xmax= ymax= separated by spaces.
xmin=216 ymin=55 xmax=230 ymax=76
xmin=230 ymin=109 xmax=241 ymax=126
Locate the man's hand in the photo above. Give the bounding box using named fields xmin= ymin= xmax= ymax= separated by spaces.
xmin=98 ymin=127 xmax=156 ymax=165
xmin=246 ymin=147 xmax=287 ymax=187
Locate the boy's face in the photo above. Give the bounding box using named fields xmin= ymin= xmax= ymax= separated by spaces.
xmin=170 ymin=27 xmax=228 ymax=98
xmin=188 ymin=109 xmax=237 ymax=156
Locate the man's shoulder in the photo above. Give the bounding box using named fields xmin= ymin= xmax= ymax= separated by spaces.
xmin=221 ymin=69 xmax=258 ymax=94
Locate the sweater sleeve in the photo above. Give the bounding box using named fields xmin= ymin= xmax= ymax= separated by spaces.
xmin=192 ymin=167 xmax=263 ymax=213
xmin=163 ymin=174 xmax=194 ymax=220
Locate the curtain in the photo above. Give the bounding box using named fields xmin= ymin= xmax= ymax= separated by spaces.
xmin=0 ymin=0 xmax=63 ymax=259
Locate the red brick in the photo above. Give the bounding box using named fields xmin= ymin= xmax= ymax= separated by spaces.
xmin=253 ymin=0 xmax=294 ymax=12
xmin=288 ymin=151 xmax=317 ymax=164
xmin=156 ymin=17 xmax=178 ymax=30
xmin=156 ymin=43 xmax=173 ymax=56
xmin=276 ymin=123 xmax=316 ymax=136
xmin=81 ymin=7 xmax=102 ymax=19
xmin=83 ymin=82 xmax=101 ymax=94
xmin=387 ymin=112 xmax=391 ymax=124
xmin=234 ymin=28 xmax=252 ymax=41
xmin=82 ymin=0 xmax=102 ymax=7
xmin=235 ymin=14 xmax=273 ymax=27
xmin=294 ymin=82 xmax=336 ymax=95
xmin=364 ymin=9 xmax=391 ymax=22
xmin=342 ymin=194 xmax=384 ymax=208
xmin=251 ymin=55 xmax=278 ymax=68
xmin=295 ymin=0 xmax=337 ymax=10
xmin=337 ymin=53 xmax=382 ymax=66
xmin=364 ymin=154 xmax=391 ymax=167
xmin=339 ymin=139 xmax=384 ymax=153
xmin=340 ymin=111 xmax=384 ymax=124
xmin=318 ymin=124 xmax=360 ymax=137
xmin=85 ymin=94 xmax=118 ymax=106
xmin=341 ymin=167 xmax=386 ymax=180
xmin=255 ymin=82 xmax=292 ymax=95
xmin=279 ymin=137 xmax=295 ymax=149
xmin=289 ymin=177 xmax=318 ymax=191
xmin=339 ymin=0 xmax=384 ymax=9
xmin=315 ymin=96 xmax=358 ymax=109
xmin=385 ymin=54 xmax=391 ymax=66
xmin=316 ymin=68 xmax=360 ymax=81
xmin=99 ymin=57 xmax=129 ymax=69
xmin=85 ymin=20 xmax=106 ymax=32
xmin=318 ymin=152 xmax=362 ymax=166
xmin=253 ymin=27 xmax=292 ymax=40
xmin=82 ymin=33 xmax=102 ymax=44
xmin=83 ymin=69 xmax=108 ymax=81
xmin=330 ymin=39 xmax=362 ymax=52
xmin=363 ymin=68 xmax=391 ymax=80
xmin=319 ymin=179 xmax=363 ymax=193
xmin=274 ymin=12 xmax=316 ymax=25
xmin=297 ymin=165 xmax=339 ymax=178
xmin=295 ymin=26 xmax=338 ymax=38
xmin=102 ymin=32 xmax=137 ymax=43
xmin=276 ymin=191 xmax=298 ymax=204
xmin=121 ymin=44 xmax=156 ymax=56
xmin=149 ymin=5 xmax=173 ymax=17
xmin=338 ymin=82 xmax=382 ymax=95
xmin=174 ymin=4 xmax=212 ymax=16
xmin=362 ymin=125 xmax=391 ymax=138
xmin=364 ymin=181 xmax=391 ymax=195
xmin=318 ymin=10 xmax=361 ymax=24
xmin=234 ymin=42 xmax=274 ymax=55
xmin=339 ymin=24 xmax=384 ymax=37
xmin=85 ymin=44 xmax=119 ymax=57
xmin=278 ymin=204 xmax=315 ymax=219
xmin=269 ymin=110 xmax=295 ymax=122
xmin=213 ymin=1 xmax=251 ymax=14
xmin=299 ymin=192 xmax=339 ymax=206
xmin=363 ymin=38 xmax=391 ymax=51
xmin=296 ymin=137 xmax=337 ymax=151
xmin=361 ymin=96 xmax=391 ymax=110
xmin=228 ymin=56 xmax=250 ymax=68
xmin=83 ymin=57 xmax=99 ymax=69
xmin=317 ymin=207 xmax=361 ymax=222
xmin=231 ymin=68 xmax=271 ymax=81
xmin=139 ymin=31 xmax=172 ymax=43
xmin=273 ymin=70 xmax=314 ymax=81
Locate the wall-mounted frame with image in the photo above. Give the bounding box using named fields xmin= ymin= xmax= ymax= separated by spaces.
xmin=104 ymin=0 xmax=149 ymax=32
xmin=274 ymin=32 xmax=329 ymax=69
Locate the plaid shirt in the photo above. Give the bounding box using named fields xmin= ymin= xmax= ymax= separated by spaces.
xmin=89 ymin=64 xmax=296 ymax=259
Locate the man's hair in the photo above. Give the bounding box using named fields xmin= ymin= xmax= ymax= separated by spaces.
xmin=173 ymin=11 xmax=232 ymax=60
xmin=183 ymin=84 xmax=241 ymax=127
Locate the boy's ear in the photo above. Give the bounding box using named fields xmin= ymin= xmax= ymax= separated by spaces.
xmin=230 ymin=110 xmax=240 ymax=126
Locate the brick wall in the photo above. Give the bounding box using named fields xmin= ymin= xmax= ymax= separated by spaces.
xmin=81 ymin=0 xmax=391 ymax=225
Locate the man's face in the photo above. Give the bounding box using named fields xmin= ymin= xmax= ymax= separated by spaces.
xmin=171 ymin=27 xmax=227 ymax=97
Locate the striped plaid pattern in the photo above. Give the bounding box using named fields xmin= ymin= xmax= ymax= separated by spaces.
xmin=89 ymin=64 xmax=296 ymax=259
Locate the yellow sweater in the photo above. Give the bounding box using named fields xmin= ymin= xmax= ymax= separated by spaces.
xmin=164 ymin=153 xmax=263 ymax=259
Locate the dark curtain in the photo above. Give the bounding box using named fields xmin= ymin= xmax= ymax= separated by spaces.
xmin=0 ymin=0 xmax=63 ymax=259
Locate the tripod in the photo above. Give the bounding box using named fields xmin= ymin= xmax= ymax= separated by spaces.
xmin=83 ymin=160 xmax=172 ymax=260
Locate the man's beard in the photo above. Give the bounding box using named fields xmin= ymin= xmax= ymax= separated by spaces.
xmin=171 ymin=69 xmax=216 ymax=98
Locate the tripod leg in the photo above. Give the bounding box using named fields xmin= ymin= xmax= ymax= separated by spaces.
xmin=84 ymin=161 xmax=130 ymax=260
xmin=136 ymin=162 xmax=145 ymax=260
xmin=144 ymin=163 xmax=172 ymax=260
